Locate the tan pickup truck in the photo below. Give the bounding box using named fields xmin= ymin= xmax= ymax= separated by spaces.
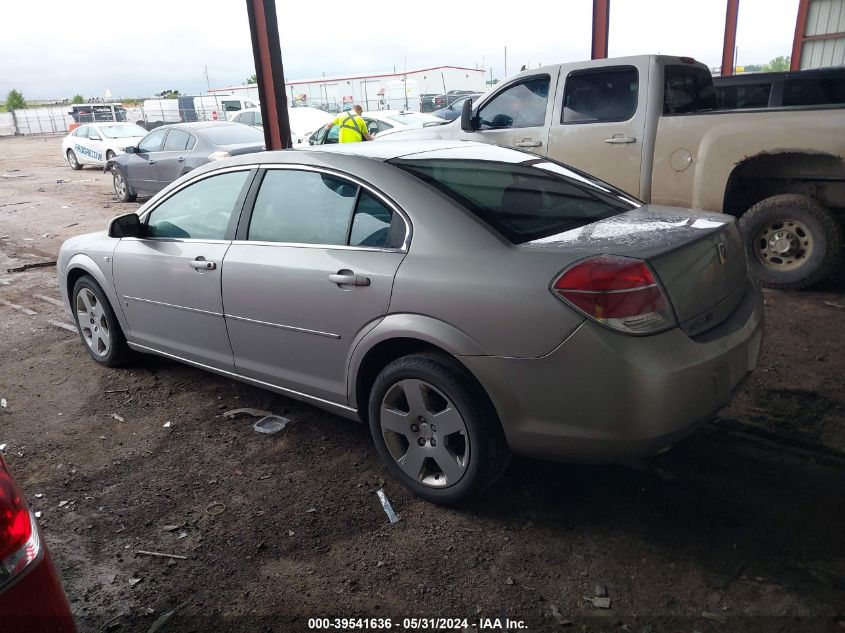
xmin=383 ymin=55 xmax=845 ymax=289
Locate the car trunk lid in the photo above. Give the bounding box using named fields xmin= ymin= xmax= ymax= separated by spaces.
xmin=220 ymin=141 xmax=266 ymax=157
xmin=526 ymin=206 xmax=748 ymax=336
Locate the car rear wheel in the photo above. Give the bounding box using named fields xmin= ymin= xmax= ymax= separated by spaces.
xmin=113 ymin=170 xmax=136 ymax=203
xmin=72 ymin=275 xmax=129 ymax=367
xmin=66 ymin=149 xmax=82 ymax=170
xmin=739 ymin=194 xmax=842 ymax=290
xmin=368 ymin=353 xmax=510 ymax=506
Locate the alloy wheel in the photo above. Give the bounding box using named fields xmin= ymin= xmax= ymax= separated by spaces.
xmin=75 ymin=288 xmax=111 ymax=357
xmin=67 ymin=150 xmax=79 ymax=169
xmin=379 ymin=379 xmax=470 ymax=488
xmin=114 ymin=173 xmax=127 ymax=198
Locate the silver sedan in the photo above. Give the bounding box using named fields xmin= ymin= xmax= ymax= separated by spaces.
xmin=57 ymin=140 xmax=763 ymax=505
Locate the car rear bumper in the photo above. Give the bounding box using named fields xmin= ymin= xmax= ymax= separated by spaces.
xmin=0 ymin=546 xmax=76 ymax=632
xmin=460 ymin=281 xmax=764 ymax=463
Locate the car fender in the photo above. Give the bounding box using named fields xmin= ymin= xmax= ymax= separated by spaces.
xmin=64 ymin=252 xmax=132 ymax=338
xmin=345 ymin=313 xmax=485 ymax=410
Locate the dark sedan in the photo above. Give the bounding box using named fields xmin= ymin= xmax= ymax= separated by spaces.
xmin=107 ymin=121 xmax=265 ymax=202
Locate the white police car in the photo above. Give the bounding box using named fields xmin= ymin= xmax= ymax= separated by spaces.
xmin=61 ymin=122 xmax=148 ymax=170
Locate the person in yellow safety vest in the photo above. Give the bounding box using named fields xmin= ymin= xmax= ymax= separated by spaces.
xmin=325 ymin=105 xmax=374 ymax=143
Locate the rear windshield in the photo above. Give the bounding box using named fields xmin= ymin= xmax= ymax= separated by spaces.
xmin=388 ymin=145 xmax=638 ymax=244
xmin=783 ymin=76 xmax=845 ymax=106
xmin=199 ymin=125 xmax=264 ymax=145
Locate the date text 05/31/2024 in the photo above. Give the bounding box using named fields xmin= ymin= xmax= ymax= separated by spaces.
xmin=307 ymin=618 xmax=528 ymax=630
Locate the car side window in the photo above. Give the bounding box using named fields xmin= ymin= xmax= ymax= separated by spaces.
xmin=248 ymin=170 xmax=357 ymax=245
xmin=163 ymin=129 xmax=191 ymax=151
xmin=349 ymin=191 xmax=404 ymax=249
xmin=76 ymin=126 xmax=89 ymax=139
xmin=478 ymin=76 xmax=550 ymax=129
xmin=326 ymin=125 xmax=340 ymax=144
xmin=138 ymin=128 xmax=168 ymax=152
xmin=88 ymin=127 xmax=102 ymax=140
xmin=563 ymin=66 xmax=638 ymax=123
xmin=254 ymin=112 xmax=263 ymax=126
xmin=145 ymin=171 xmax=250 ymax=240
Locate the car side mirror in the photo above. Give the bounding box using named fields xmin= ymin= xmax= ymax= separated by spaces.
xmin=124 ymin=146 xmax=136 ymax=154
xmin=108 ymin=213 xmax=142 ymax=238
xmin=460 ymin=99 xmax=476 ymax=132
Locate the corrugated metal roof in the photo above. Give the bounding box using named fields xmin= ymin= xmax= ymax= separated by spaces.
xmin=806 ymin=0 xmax=845 ymax=35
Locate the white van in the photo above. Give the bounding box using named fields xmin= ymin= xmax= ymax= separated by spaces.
xmin=141 ymin=95 xmax=258 ymax=128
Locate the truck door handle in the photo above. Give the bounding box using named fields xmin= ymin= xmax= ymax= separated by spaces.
xmin=189 ymin=257 xmax=217 ymax=271
xmin=604 ymin=135 xmax=637 ymax=144
xmin=515 ymin=139 xmax=542 ymax=148
xmin=329 ymin=270 xmax=370 ymax=286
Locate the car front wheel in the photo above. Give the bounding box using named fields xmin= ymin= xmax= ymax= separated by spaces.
xmin=66 ymin=149 xmax=82 ymax=170
xmin=106 ymin=150 xmax=116 ymax=161
xmin=113 ymin=170 xmax=136 ymax=203
xmin=368 ymin=353 xmax=510 ymax=506
xmin=72 ymin=275 xmax=129 ymax=367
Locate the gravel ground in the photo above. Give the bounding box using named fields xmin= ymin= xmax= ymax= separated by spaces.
xmin=0 ymin=135 xmax=843 ymax=633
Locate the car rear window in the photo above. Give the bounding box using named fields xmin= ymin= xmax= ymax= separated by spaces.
xmin=388 ymin=146 xmax=638 ymax=244
xmin=199 ymin=125 xmax=264 ymax=145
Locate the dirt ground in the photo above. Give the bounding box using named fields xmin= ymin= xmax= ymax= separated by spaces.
xmin=0 ymin=135 xmax=843 ymax=633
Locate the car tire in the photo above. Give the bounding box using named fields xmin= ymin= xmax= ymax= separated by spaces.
xmin=368 ymin=352 xmax=510 ymax=506
xmin=113 ymin=169 xmax=136 ymax=203
xmin=71 ymin=275 xmax=129 ymax=367
xmin=66 ymin=149 xmax=82 ymax=170
xmin=106 ymin=150 xmax=116 ymax=162
xmin=739 ymin=194 xmax=842 ymax=290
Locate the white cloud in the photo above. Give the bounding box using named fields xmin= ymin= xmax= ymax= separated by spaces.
xmin=0 ymin=0 xmax=798 ymax=100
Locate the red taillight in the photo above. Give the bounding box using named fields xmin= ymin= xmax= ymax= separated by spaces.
xmin=0 ymin=458 xmax=40 ymax=587
xmin=552 ymin=255 xmax=676 ymax=334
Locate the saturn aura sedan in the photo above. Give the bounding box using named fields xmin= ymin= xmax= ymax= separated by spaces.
xmin=57 ymin=140 xmax=763 ymax=505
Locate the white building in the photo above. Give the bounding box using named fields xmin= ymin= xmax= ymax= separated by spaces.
xmin=210 ymin=65 xmax=486 ymax=112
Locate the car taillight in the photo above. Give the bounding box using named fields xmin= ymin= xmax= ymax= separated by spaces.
xmin=552 ymin=255 xmax=676 ymax=335
xmin=0 ymin=458 xmax=41 ymax=588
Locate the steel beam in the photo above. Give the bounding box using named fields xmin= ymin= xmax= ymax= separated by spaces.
xmin=591 ymin=0 xmax=610 ymax=60
xmin=791 ymin=0 xmax=811 ymax=71
xmin=721 ymin=0 xmax=740 ymax=76
xmin=246 ymin=0 xmax=292 ymax=150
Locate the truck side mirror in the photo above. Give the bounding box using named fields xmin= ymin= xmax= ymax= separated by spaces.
xmin=108 ymin=213 xmax=142 ymax=238
xmin=460 ymin=99 xmax=476 ymax=132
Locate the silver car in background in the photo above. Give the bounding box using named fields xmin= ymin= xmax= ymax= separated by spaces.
xmin=58 ymin=141 xmax=763 ymax=505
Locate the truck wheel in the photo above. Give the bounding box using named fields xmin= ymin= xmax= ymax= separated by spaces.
xmin=739 ymin=194 xmax=842 ymax=290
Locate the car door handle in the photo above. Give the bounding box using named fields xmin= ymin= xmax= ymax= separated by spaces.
xmin=328 ymin=271 xmax=370 ymax=286
xmin=604 ymin=135 xmax=637 ymax=144
xmin=148 ymin=159 xmax=157 ymax=164
xmin=189 ymin=257 xmax=217 ymax=271
xmin=515 ymin=139 xmax=542 ymax=148
xmin=177 ymin=157 xmax=185 ymax=162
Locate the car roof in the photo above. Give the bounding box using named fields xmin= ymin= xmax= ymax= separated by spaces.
xmin=285 ymin=139 xmax=479 ymax=162
xmin=81 ymin=122 xmax=140 ymax=128
xmin=155 ymin=121 xmax=241 ymax=132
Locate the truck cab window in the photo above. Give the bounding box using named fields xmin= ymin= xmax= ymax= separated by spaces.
xmin=478 ymin=76 xmax=550 ymax=129
xmin=663 ymin=65 xmax=717 ymax=114
xmin=563 ymin=66 xmax=638 ymax=123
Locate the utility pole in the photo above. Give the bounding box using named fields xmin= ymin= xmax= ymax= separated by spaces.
xmin=203 ymin=65 xmax=211 ymax=93
xmin=404 ymin=55 xmax=408 ymax=110
xmin=504 ymin=45 xmax=507 ymax=77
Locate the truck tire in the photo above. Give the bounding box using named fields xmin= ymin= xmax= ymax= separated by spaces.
xmin=739 ymin=194 xmax=842 ymax=290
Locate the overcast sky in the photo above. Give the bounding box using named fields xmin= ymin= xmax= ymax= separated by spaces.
xmin=2 ymin=0 xmax=798 ymax=100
